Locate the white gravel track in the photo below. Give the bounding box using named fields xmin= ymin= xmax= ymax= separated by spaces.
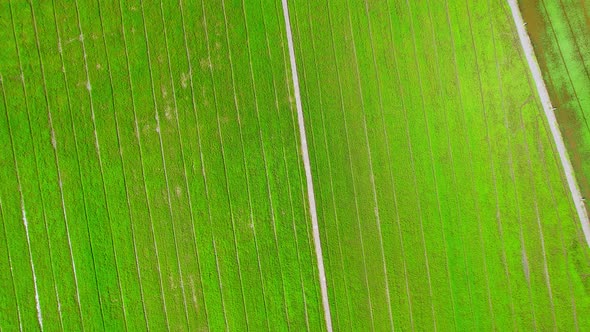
xmin=279 ymin=1 xmax=334 ymax=330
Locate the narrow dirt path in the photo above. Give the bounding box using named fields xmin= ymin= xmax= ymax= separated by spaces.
xmin=279 ymin=1 xmax=334 ymax=330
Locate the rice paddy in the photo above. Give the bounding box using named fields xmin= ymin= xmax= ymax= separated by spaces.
xmin=0 ymin=0 xmax=588 ymax=330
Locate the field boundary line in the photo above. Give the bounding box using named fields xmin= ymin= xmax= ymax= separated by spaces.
xmin=138 ymin=0 xmax=194 ymax=327
xmin=116 ymin=0 xmax=171 ymax=326
xmin=505 ymin=0 xmax=590 ymax=315
xmin=158 ymin=0 xmax=211 ymax=327
xmin=406 ymin=0 xmax=458 ymax=326
xmin=495 ymin=10 xmax=559 ymax=326
xmin=500 ymin=2 xmax=582 ymax=324
xmin=501 ymin=0 xmax=590 ymax=262
xmin=465 ymin=0 xmax=515 ymax=327
xmin=348 ymin=0 xmax=395 ymax=328
xmin=487 ymin=0 xmax=530 ymax=326
xmin=95 ymin=0 xmax=150 ymax=328
xmin=385 ymin=0 xmax=438 ymax=327
xmin=50 ymin=0 xmax=107 ymax=326
xmin=496 ymin=3 xmax=544 ymax=329
xmin=426 ymin=0 xmax=480 ymax=326
xmin=383 ymin=1 xmax=424 ymax=327
xmin=0 ymin=80 xmax=23 ymax=331
xmin=282 ymin=2 xmax=334 ymax=328
xmin=1 ymin=72 xmax=43 ymax=331
xmin=297 ymin=2 xmax=351 ymax=328
xmin=267 ymin=0 xmax=313 ymax=328
xmin=29 ymin=3 xmax=69 ymax=326
xmin=369 ymin=1 xmax=415 ymax=328
xmin=239 ymin=0 xmax=292 ymax=326
xmin=301 ymin=1 xmax=352 ymax=327
xmin=219 ymin=0 xmax=272 ymax=328
xmin=325 ymin=1 xmax=376 ymax=328
xmin=178 ymin=0 xmax=226 ymax=328
xmin=29 ymin=1 xmax=84 ymax=326
xmin=8 ymin=2 xmax=64 ymax=326
xmin=441 ymin=1 xmax=479 ymax=325
xmin=72 ymin=0 xmax=130 ymax=327
xmin=279 ymin=1 xmax=333 ymax=331
xmin=507 ymin=0 xmax=590 ymax=247
xmin=201 ymin=1 xmax=251 ymax=328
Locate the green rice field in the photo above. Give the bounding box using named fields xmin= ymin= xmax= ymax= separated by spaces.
xmin=290 ymin=0 xmax=590 ymax=330
xmin=0 ymin=0 xmax=589 ymax=331
xmin=0 ymin=0 xmax=323 ymax=330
